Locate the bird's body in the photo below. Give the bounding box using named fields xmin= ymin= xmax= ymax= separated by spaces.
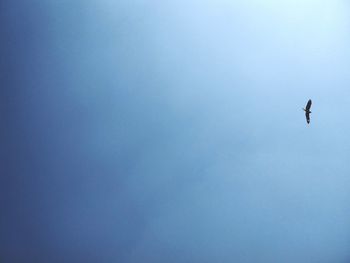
xmin=303 ymin=99 xmax=312 ymax=124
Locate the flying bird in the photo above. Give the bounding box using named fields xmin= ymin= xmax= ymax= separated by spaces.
xmin=303 ymin=99 xmax=312 ymax=124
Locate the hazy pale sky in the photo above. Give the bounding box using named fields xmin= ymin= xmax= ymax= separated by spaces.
xmin=2 ymin=1 xmax=350 ymax=262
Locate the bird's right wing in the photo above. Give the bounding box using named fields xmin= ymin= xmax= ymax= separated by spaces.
xmin=305 ymin=112 xmax=310 ymax=124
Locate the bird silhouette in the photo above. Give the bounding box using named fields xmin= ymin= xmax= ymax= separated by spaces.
xmin=303 ymin=99 xmax=312 ymax=124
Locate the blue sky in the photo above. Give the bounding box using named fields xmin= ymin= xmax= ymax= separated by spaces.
xmin=2 ymin=1 xmax=350 ymax=262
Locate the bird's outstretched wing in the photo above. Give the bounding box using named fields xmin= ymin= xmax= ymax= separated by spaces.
xmin=305 ymin=112 xmax=310 ymax=124
xmin=306 ymin=99 xmax=312 ymax=111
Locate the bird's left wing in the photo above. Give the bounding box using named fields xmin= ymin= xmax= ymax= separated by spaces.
xmin=306 ymin=99 xmax=312 ymax=111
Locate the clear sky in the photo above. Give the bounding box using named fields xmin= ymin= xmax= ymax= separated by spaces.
xmin=2 ymin=0 xmax=350 ymax=262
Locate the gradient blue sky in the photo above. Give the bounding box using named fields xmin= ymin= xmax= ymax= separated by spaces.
xmin=2 ymin=1 xmax=350 ymax=262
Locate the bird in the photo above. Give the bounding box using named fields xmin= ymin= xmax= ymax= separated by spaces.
xmin=303 ymin=99 xmax=312 ymax=124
